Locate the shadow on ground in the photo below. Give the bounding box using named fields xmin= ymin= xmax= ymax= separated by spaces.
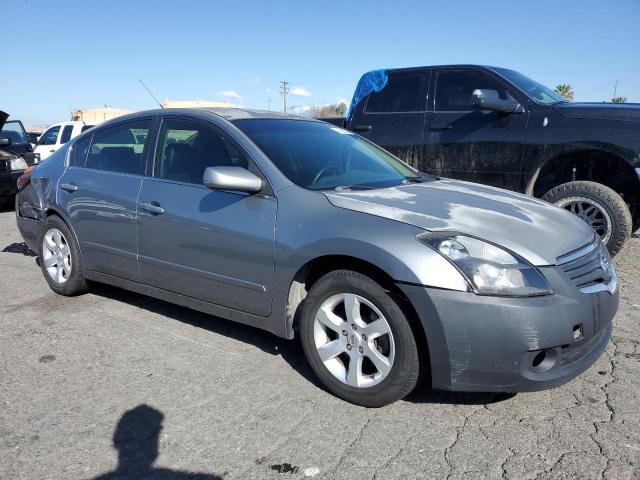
xmin=92 ymin=404 xmax=223 ymax=479
xmin=92 ymin=283 xmax=514 ymax=407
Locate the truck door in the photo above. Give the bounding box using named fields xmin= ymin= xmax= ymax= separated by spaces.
xmin=347 ymin=71 xmax=428 ymax=169
xmin=423 ymin=68 xmax=528 ymax=191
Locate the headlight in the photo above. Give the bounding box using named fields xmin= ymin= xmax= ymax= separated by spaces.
xmin=10 ymin=157 xmax=28 ymax=171
xmin=417 ymin=233 xmax=552 ymax=297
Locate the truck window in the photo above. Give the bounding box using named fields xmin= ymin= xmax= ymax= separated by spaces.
xmin=435 ymin=70 xmax=513 ymax=112
xmin=39 ymin=126 xmax=61 ymax=146
xmin=60 ymin=125 xmax=74 ymax=144
xmin=365 ymin=73 xmax=425 ymax=113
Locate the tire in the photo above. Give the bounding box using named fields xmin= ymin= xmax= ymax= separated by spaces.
xmin=38 ymin=215 xmax=89 ymax=296
xmin=542 ymin=181 xmax=632 ymax=257
xmin=299 ymin=270 xmax=420 ymax=407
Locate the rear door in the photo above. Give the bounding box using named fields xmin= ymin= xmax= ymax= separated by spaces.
xmin=57 ymin=117 xmax=156 ymax=281
xmin=423 ymin=67 xmax=528 ymax=190
xmin=348 ymin=70 xmax=428 ymax=169
xmin=137 ymin=116 xmax=276 ymax=317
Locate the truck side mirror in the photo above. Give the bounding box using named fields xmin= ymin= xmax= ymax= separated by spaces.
xmin=0 ymin=138 xmax=11 ymax=146
xmin=471 ymin=89 xmax=525 ymax=114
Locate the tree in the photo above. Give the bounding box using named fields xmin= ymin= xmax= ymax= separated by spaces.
xmin=555 ymin=84 xmax=574 ymax=101
xmin=311 ymin=102 xmax=349 ymax=119
xmin=611 ymin=96 xmax=627 ymax=103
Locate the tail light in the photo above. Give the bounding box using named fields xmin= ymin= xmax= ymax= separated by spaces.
xmin=17 ymin=165 xmax=36 ymax=190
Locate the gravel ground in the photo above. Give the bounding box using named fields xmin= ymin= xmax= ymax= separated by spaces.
xmin=1 ymin=208 xmax=639 ymax=480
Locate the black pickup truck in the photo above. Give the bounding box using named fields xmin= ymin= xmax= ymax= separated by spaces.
xmin=333 ymin=65 xmax=640 ymax=255
xmin=0 ymin=110 xmax=35 ymax=207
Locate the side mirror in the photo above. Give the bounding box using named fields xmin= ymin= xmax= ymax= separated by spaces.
xmin=471 ymin=89 xmax=525 ymax=114
xmin=0 ymin=138 xmax=11 ymax=146
xmin=203 ymin=166 xmax=262 ymax=193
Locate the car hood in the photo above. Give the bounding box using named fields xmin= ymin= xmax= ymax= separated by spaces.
xmin=0 ymin=110 xmax=7 ymax=131
xmin=324 ymin=179 xmax=595 ymax=266
xmin=552 ymin=102 xmax=640 ymax=122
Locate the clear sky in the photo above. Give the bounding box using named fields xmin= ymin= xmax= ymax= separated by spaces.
xmin=2 ymin=0 xmax=639 ymax=126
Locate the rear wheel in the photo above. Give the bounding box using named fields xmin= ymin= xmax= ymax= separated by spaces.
xmin=39 ymin=215 xmax=89 ymax=296
xmin=299 ymin=270 xmax=420 ymax=407
xmin=542 ymin=181 xmax=632 ymax=256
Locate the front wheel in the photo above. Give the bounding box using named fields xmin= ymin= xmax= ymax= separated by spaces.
xmin=299 ymin=270 xmax=420 ymax=407
xmin=542 ymin=181 xmax=632 ymax=257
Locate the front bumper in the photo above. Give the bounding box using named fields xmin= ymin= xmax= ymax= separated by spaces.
xmin=0 ymin=171 xmax=21 ymax=200
xmin=399 ymin=266 xmax=618 ymax=392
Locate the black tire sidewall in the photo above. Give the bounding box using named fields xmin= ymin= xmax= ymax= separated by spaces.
xmin=38 ymin=215 xmax=88 ymax=296
xmin=543 ymin=181 xmax=632 ymax=256
xmin=299 ymin=270 xmax=419 ymax=407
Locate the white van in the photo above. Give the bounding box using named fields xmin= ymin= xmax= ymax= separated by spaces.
xmin=35 ymin=121 xmax=95 ymax=161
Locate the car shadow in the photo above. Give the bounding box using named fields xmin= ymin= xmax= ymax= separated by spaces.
xmin=91 ymin=404 xmax=223 ymax=479
xmin=90 ymin=283 xmax=515 ymax=407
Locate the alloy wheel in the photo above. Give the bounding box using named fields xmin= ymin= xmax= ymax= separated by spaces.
xmin=42 ymin=228 xmax=72 ymax=285
xmin=313 ymin=293 xmax=395 ymax=388
xmin=555 ymin=196 xmax=612 ymax=245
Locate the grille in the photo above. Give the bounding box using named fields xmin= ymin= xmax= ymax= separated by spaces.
xmin=557 ymin=237 xmax=611 ymax=290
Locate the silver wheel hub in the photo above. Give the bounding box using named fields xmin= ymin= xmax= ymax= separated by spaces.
xmin=555 ymin=196 xmax=612 ymax=245
xmin=313 ymin=293 xmax=395 ymax=389
xmin=42 ymin=228 xmax=72 ymax=285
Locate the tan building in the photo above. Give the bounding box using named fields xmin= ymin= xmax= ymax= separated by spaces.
xmin=71 ymin=106 xmax=134 ymax=124
xmin=161 ymin=99 xmax=238 ymax=109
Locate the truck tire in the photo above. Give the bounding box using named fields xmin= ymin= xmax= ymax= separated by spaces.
xmin=542 ymin=181 xmax=632 ymax=256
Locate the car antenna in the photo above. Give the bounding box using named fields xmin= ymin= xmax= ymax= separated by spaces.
xmin=138 ymin=78 xmax=164 ymax=109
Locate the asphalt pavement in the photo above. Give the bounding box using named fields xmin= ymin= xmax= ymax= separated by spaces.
xmin=1 ymin=208 xmax=639 ymax=479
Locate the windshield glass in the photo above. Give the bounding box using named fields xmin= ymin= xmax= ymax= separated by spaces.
xmin=492 ymin=68 xmax=567 ymax=105
xmin=234 ymin=119 xmax=424 ymax=190
xmin=0 ymin=120 xmax=28 ymax=144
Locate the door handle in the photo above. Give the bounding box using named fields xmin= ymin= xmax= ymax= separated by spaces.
xmin=429 ymin=125 xmax=453 ymax=131
xmin=139 ymin=201 xmax=165 ymax=215
xmin=352 ymin=125 xmax=372 ymax=132
xmin=49 ymin=149 xmax=55 ymax=153
xmin=60 ymin=183 xmax=78 ymax=192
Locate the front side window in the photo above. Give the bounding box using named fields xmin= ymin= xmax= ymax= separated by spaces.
xmin=60 ymin=125 xmax=74 ymax=144
xmin=366 ymin=73 xmax=426 ymax=113
xmin=156 ymin=118 xmax=248 ymax=185
xmin=234 ymin=119 xmax=424 ymax=190
xmin=0 ymin=120 xmax=28 ymax=144
xmin=86 ymin=120 xmax=151 ymax=175
xmin=39 ymin=126 xmax=61 ymax=146
xmin=435 ymin=70 xmax=514 ymax=112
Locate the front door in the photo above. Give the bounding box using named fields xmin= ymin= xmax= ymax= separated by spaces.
xmin=348 ymin=70 xmax=428 ymax=169
xmin=35 ymin=125 xmax=61 ymax=161
xmin=58 ymin=118 xmax=155 ymax=280
xmin=423 ymin=68 xmax=528 ymax=190
xmin=137 ymin=117 xmax=276 ymax=317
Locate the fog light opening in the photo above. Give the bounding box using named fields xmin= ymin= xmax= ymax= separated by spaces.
xmin=532 ymin=350 xmax=546 ymax=368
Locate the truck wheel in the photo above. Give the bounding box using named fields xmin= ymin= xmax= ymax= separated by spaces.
xmin=299 ymin=270 xmax=420 ymax=407
xmin=542 ymin=181 xmax=632 ymax=256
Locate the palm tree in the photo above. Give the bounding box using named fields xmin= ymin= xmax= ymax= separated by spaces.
xmin=611 ymin=96 xmax=627 ymax=103
xmin=555 ymin=84 xmax=574 ymax=101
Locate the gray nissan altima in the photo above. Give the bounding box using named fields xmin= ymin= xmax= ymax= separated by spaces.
xmin=15 ymin=108 xmax=618 ymax=407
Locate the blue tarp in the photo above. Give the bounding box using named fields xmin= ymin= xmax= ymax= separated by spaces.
xmin=345 ymin=69 xmax=389 ymax=124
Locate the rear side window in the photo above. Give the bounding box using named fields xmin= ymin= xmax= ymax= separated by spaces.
xmin=155 ymin=118 xmax=249 ymax=185
xmin=39 ymin=126 xmax=60 ymax=146
xmin=81 ymin=125 xmax=93 ymax=132
xmin=60 ymin=125 xmax=74 ymax=144
xmin=86 ymin=120 xmax=152 ymax=175
xmin=435 ymin=70 xmax=513 ymax=112
xmin=71 ymin=135 xmax=91 ymax=167
xmin=365 ymin=73 xmax=426 ymax=113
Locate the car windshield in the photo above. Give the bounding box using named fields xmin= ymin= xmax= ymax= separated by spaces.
xmin=0 ymin=120 xmax=28 ymax=144
xmin=492 ymin=68 xmax=567 ymax=105
xmin=234 ymin=119 xmax=425 ymax=190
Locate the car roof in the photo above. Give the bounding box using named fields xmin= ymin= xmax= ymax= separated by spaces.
xmin=373 ymin=64 xmax=503 ymax=75
xmin=106 ymin=108 xmax=317 ymax=125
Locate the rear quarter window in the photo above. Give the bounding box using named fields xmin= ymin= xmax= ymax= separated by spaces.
xmin=365 ymin=73 xmax=426 ymax=113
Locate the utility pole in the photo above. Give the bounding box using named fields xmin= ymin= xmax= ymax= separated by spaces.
xmin=267 ymin=98 xmax=272 ymax=111
xmin=280 ymin=81 xmax=289 ymax=113
xmin=613 ymin=80 xmax=619 ymax=99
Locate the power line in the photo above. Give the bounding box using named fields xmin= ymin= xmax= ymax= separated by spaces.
xmin=280 ymin=81 xmax=289 ymax=113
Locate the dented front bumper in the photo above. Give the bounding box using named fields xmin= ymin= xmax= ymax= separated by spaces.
xmin=399 ymin=265 xmax=617 ymax=392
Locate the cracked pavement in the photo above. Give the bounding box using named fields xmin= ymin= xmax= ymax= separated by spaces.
xmin=1 ymin=209 xmax=639 ymax=479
